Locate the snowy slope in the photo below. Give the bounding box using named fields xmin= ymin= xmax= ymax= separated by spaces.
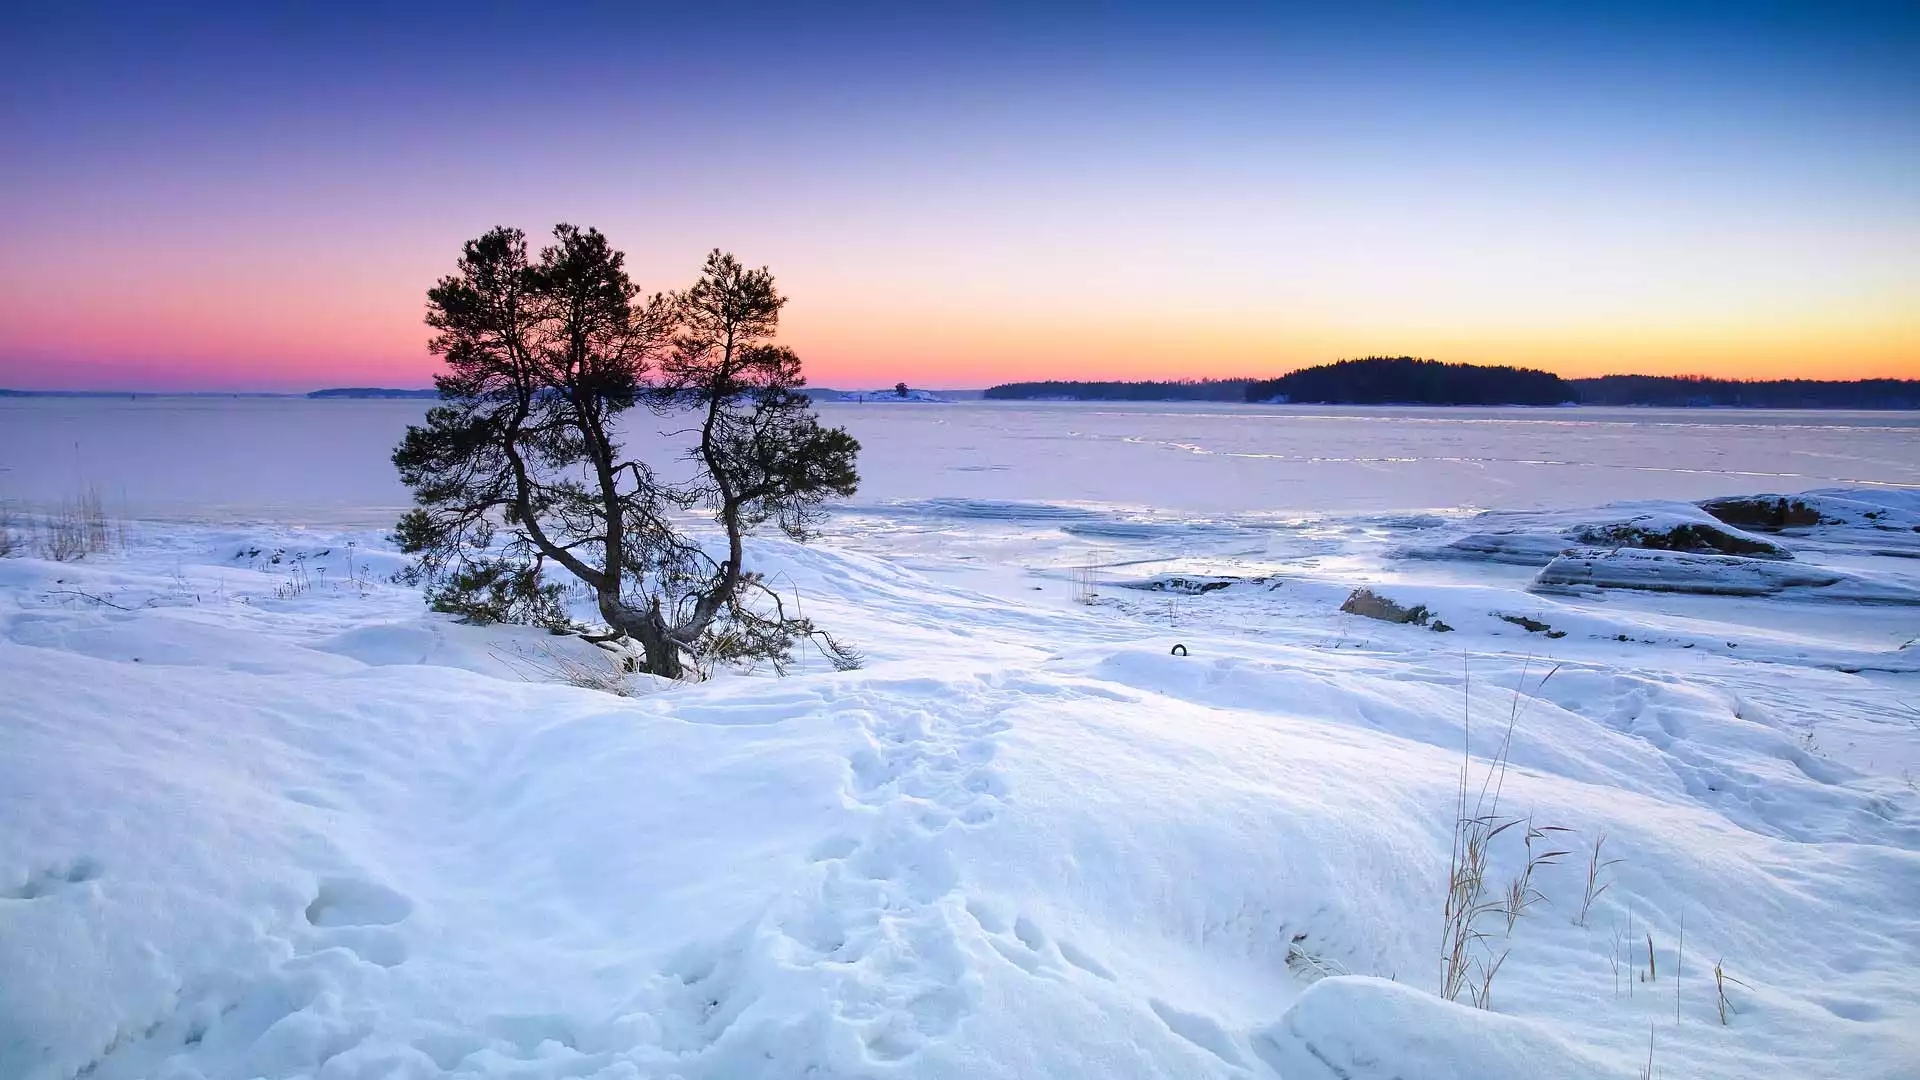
xmin=2 ymin=495 xmax=1918 ymax=1080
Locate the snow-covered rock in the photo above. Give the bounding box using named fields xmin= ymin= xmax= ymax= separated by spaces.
xmin=1699 ymin=489 xmax=1920 ymax=557
xmin=1404 ymin=501 xmax=1793 ymax=565
xmin=1532 ymin=547 xmax=1920 ymax=603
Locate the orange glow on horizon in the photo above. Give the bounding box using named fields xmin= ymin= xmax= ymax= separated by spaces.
xmin=3 ymin=240 xmax=1913 ymax=391
xmin=4 ymin=304 xmax=1914 ymax=392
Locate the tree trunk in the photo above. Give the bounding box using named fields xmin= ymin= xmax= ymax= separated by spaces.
xmin=596 ymin=592 xmax=685 ymax=680
xmin=635 ymin=631 xmax=683 ymax=680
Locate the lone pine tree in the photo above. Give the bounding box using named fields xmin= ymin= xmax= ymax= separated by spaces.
xmin=392 ymin=225 xmax=860 ymax=679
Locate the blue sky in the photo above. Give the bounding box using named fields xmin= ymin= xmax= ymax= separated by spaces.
xmin=4 ymin=1 xmax=1915 ymax=388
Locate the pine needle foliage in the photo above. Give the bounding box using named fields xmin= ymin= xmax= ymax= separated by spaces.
xmin=393 ymin=226 xmax=861 ymax=679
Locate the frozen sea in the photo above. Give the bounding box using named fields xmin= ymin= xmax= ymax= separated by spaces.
xmin=3 ymin=395 xmax=1919 ymax=1080
xmin=3 ymin=396 xmax=1917 ymax=522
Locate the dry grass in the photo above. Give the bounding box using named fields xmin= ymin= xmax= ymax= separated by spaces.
xmin=29 ymin=487 xmax=119 ymax=562
xmin=1713 ymin=959 xmax=1748 ymax=1025
xmin=691 ymin=626 xmax=747 ymax=680
xmin=1501 ymin=817 xmax=1571 ymax=932
xmin=272 ymin=552 xmax=313 ymax=599
xmin=1575 ymin=830 xmax=1622 ymax=927
xmin=40 ymin=508 xmax=89 ymax=561
xmin=1440 ymin=658 xmax=1570 ymax=1008
xmin=1675 ymin=911 xmax=1685 ymax=1023
xmin=494 ymin=640 xmax=650 ymax=696
xmin=1071 ymin=559 xmax=1099 ymax=604
xmin=1609 ymin=920 xmax=1626 ymax=997
xmin=1284 ymin=935 xmax=1352 ymax=985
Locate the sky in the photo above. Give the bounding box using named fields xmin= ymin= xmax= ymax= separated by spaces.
xmin=2 ymin=2 xmax=1916 ymax=391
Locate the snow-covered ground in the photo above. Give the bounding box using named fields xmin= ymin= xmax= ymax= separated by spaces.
xmin=3 ymin=400 xmax=1918 ymax=1079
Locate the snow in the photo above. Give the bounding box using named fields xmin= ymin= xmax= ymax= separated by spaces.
xmin=3 ymin=400 xmax=1919 ymax=1079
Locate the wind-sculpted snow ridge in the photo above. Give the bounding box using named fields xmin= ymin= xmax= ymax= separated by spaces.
xmin=1 ymin=505 xmax=1917 ymax=1079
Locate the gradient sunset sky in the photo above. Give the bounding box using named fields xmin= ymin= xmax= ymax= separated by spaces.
xmin=4 ymin=2 xmax=1916 ymax=391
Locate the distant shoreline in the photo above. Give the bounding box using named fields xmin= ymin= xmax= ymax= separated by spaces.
xmin=6 ymin=373 xmax=1918 ymax=410
xmin=0 ymin=386 xmax=992 ymax=402
xmin=986 ymin=364 xmax=1920 ymax=409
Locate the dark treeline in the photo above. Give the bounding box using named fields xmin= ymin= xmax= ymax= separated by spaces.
xmin=983 ymin=359 xmax=1920 ymax=408
xmin=1245 ymin=357 xmax=1568 ymax=405
xmin=982 ymin=379 xmax=1249 ymax=402
xmin=1569 ymin=374 xmax=1920 ymax=408
xmin=308 ymin=387 xmax=438 ymax=398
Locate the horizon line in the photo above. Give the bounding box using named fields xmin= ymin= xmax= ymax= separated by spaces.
xmin=8 ymin=366 xmax=1920 ymax=399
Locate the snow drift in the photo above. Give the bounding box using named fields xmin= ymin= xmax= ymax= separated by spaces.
xmin=3 ymin=488 xmax=1918 ymax=1079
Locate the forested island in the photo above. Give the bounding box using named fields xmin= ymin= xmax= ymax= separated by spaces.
xmin=1245 ymin=358 xmax=1568 ymax=405
xmin=308 ymin=387 xmax=439 ymax=399
xmin=982 ymin=379 xmax=1249 ymax=402
xmin=983 ymin=357 xmax=1920 ymax=408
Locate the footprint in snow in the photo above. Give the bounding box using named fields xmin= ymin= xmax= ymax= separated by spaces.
xmin=304 ymin=877 xmax=413 ymax=927
xmin=1056 ymin=938 xmax=1115 ymax=980
xmin=966 ymin=903 xmax=1115 ymax=982
xmin=1150 ymin=998 xmax=1247 ymax=1067
xmin=2 ymin=856 xmax=102 ymax=899
xmin=808 ymin=835 xmax=861 ymax=863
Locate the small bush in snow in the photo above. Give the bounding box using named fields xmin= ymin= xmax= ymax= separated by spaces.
xmin=33 ymin=487 xmax=117 ymax=562
xmin=39 ymin=509 xmax=88 ymax=561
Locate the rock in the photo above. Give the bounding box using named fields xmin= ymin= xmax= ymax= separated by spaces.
xmin=1498 ymin=614 xmax=1567 ymax=638
xmin=1698 ymin=494 xmax=1831 ymax=530
xmin=1340 ymin=588 xmax=1450 ymax=630
xmin=1124 ymin=575 xmax=1243 ymax=595
xmin=1697 ymin=489 xmax=1920 ymax=557
xmin=1401 ymin=501 xmax=1791 ymax=565
xmin=1569 ymin=519 xmax=1791 ymax=559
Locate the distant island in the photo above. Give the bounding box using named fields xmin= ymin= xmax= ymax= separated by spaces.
xmin=984 ymin=358 xmax=1920 ymax=408
xmin=307 ymin=387 xmax=439 ymax=399
xmin=983 ymin=378 xmax=1249 ymax=402
xmin=1246 ymin=358 xmax=1568 ymax=406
